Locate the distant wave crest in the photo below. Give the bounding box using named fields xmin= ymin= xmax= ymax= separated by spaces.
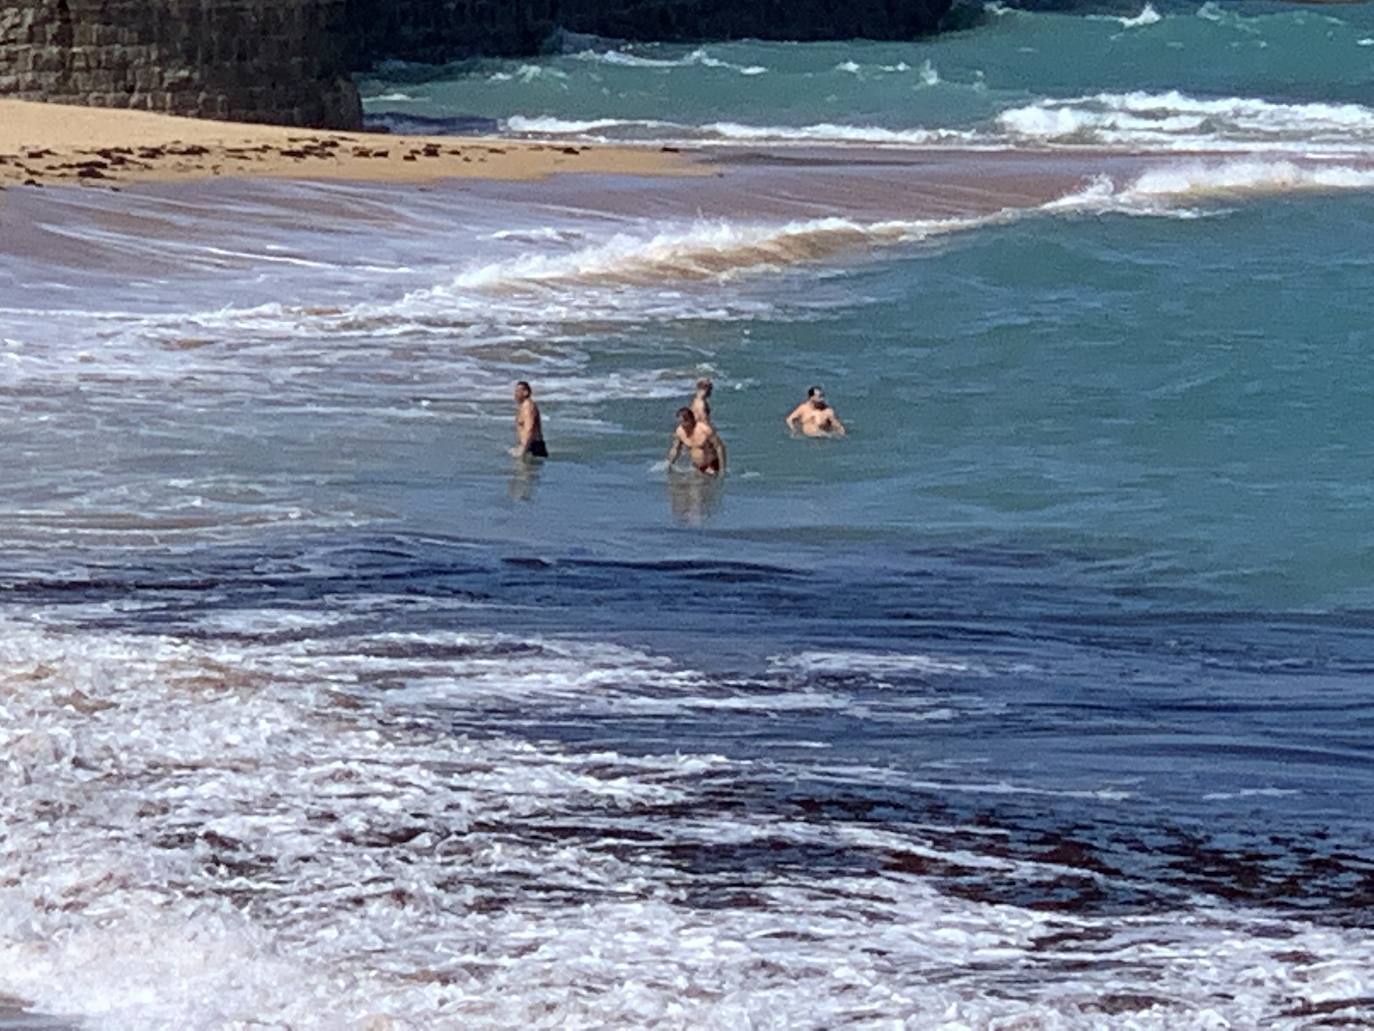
xmin=503 ymin=114 xmax=982 ymax=147
xmin=1052 ymin=158 xmax=1374 ymax=216
xmin=506 ymin=86 xmax=1374 ymax=155
xmin=573 ymin=47 xmax=768 ymax=75
xmin=428 ymin=160 xmax=1374 ymax=296
xmin=425 ymin=216 xmax=987 ymax=293
xmin=998 ymin=90 xmax=1374 ymax=151
xmin=1110 ymin=3 xmax=1163 ymax=29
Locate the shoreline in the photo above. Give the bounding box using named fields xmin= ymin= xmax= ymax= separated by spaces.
xmin=0 ymin=100 xmax=700 ymax=190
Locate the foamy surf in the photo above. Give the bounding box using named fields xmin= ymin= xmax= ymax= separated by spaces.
xmin=571 ymin=47 xmax=768 ymax=75
xmin=1118 ymin=3 xmax=1162 ymax=29
xmin=414 ymin=215 xmax=996 ymax=293
xmin=4 ymin=617 xmax=1373 ymax=1029
xmin=998 ymin=90 xmax=1374 ymax=152
xmin=396 ymin=159 xmax=1374 ymax=302
xmin=505 ymin=89 xmax=1374 ymax=153
xmin=502 ymin=114 xmax=982 ymax=147
xmin=1053 ymin=158 xmax=1374 ymax=215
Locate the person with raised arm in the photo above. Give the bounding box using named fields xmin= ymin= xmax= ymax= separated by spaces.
xmin=691 ymin=377 xmax=714 ymax=423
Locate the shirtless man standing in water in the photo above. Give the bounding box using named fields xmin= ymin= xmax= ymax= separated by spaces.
xmin=512 ymin=380 xmax=548 ymax=458
xmin=786 ymin=386 xmax=847 ymax=437
xmin=667 ymin=407 xmax=727 ymax=476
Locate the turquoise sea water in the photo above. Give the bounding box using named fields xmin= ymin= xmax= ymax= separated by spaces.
xmin=360 ymin=0 xmax=1374 ymax=148
xmin=3 ymin=2 xmax=1374 ymax=1026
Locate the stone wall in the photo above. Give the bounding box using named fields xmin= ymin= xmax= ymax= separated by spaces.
xmin=0 ymin=0 xmax=953 ymax=131
xmin=343 ymin=0 xmax=955 ymax=66
xmin=0 ymin=0 xmax=362 ymax=128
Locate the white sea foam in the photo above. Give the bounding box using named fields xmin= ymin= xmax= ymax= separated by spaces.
xmin=1119 ymin=3 xmax=1163 ymax=28
xmin=4 ymin=618 xmax=1372 ymax=1028
xmin=700 ymin=120 xmax=977 ymax=146
xmin=832 ymin=57 xmax=939 ymax=82
xmin=490 ymin=226 xmax=587 ymax=244
xmin=504 ymin=114 xmax=674 ymax=135
xmin=574 ymin=48 xmax=683 ymax=68
xmin=998 ymin=90 xmax=1374 ymax=151
xmin=776 ymin=649 xmax=988 ymax=677
xmin=573 ymin=47 xmax=767 ymax=75
xmin=415 ymin=214 xmax=990 ymax=293
xmin=1202 ymin=787 xmax=1302 ymax=801
xmin=506 ymin=87 xmax=1374 ymax=154
xmin=1127 ymin=158 xmax=1374 ymax=197
xmin=392 ymin=158 xmax=1374 ymax=304
xmin=364 ymin=91 xmax=419 ymax=102
xmin=1052 ymin=159 xmax=1374 ymax=216
xmin=519 ymin=63 xmax=566 ymax=82
xmin=1196 ymin=0 xmax=1253 ymax=30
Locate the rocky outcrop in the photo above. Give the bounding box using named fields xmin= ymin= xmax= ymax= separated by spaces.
xmin=344 ymin=0 xmax=955 ymax=66
xmin=0 ymin=0 xmax=953 ymax=131
xmin=0 ymin=0 xmax=361 ymax=129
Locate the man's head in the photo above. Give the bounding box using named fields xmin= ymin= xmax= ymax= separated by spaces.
xmin=514 ymin=380 xmax=532 ymax=402
xmin=677 ymin=406 xmax=696 ymax=430
xmin=807 ymin=385 xmax=826 ymax=408
xmin=696 ymin=377 xmax=713 ymax=397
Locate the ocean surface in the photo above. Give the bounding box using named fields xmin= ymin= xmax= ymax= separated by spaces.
xmin=4 ymin=1 xmax=1374 ymax=1027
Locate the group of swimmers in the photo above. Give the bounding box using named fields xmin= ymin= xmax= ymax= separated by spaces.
xmin=511 ymin=377 xmax=846 ymax=476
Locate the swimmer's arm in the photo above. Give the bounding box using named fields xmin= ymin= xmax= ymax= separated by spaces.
xmin=829 ymin=412 xmax=847 ymax=436
xmin=666 ymin=431 xmax=685 ymax=467
xmin=713 ymin=432 xmax=727 ymax=473
xmin=785 ymin=403 xmax=807 ymax=432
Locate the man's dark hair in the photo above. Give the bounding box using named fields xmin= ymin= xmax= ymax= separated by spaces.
xmin=677 ymin=406 xmax=695 ymax=424
xmin=807 ymin=385 xmax=822 ymax=398
xmin=516 ymin=380 xmax=531 ymax=392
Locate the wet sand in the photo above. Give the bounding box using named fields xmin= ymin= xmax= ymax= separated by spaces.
xmin=0 ymin=100 xmax=696 ymax=189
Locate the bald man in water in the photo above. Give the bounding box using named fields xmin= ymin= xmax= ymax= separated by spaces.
xmin=786 ymin=386 xmax=847 ymax=437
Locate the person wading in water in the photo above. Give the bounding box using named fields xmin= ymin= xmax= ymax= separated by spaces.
xmin=785 ymin=386 xmax=847 ymax=437
xmin=667 ymin=406 xmax=727 ymax=476
xmin=512 ymin=380 xmax=548 ymax=458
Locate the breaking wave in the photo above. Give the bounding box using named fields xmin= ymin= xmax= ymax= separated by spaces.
xmin=1050 ymin=158 xmax=1374 ymax=216
xmin=999 ymin=90 xmax=1374 ymax=152
xmin=503 ymin=114 xmax=982 ymax=147
xmin=1118 ymin=3 xmax=1163 ymax=29
xmin=572 ymin=46 xmax=768 ymax=75
xmin=506 ymin=89 xmax=1374 ymax=154
xmin=404 ymin=158 xmax=1374 ymax=299
xmin=411 ymin=215 xmax=991 ymax=294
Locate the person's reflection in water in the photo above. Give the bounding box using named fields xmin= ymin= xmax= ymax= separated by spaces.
xmin=667 ymin=467 xmax=723 ymax=526
xmin=507 ymin=456 xmax=544 ymax=502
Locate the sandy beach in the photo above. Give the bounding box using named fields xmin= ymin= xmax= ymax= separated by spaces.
xmin=0 ymin=100 xmax=696 ymax=189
